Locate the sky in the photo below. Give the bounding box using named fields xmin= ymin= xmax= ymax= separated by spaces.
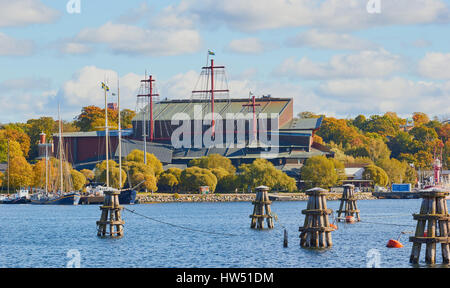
xmin=0 ymin=0 xmax=449 ymax=123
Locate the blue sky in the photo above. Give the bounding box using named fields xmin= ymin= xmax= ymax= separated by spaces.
xmin=0 ymin=0 xmax=449 ymax=123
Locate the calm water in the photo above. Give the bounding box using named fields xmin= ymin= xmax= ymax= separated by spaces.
xmin=0 ymin=199 xmax=444 ymax=268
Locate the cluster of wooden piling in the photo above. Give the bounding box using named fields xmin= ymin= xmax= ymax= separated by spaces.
xmin=250 ymin=186 xmax=274 ymax=230
xmin=299 ymin=188 xmax=334 ymax=248
xmin=336 ymin=184 xmax=360 ymax=222
xmin=409 ymin=189 xmax=450 ymax=264
xmin=97 ymin=189 xmax=124 ymax=238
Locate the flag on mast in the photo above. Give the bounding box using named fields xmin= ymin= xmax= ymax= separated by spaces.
xmin=208 ymin=50 xmax=215 ymax=56
xmin=101 ymin=82 xmax=110 ymax=91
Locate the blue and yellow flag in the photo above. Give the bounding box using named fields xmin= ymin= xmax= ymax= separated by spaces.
xmin=208 ymin=50 xmax=215 ymax=56
xmin=101 ymin=82 xmax=109 ymax=91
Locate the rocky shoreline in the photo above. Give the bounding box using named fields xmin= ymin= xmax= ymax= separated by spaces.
xmin=136 ymin=192 xmax=376 ymax=203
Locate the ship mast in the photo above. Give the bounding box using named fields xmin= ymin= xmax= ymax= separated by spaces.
xmin=58 ymin=104 xmax=64 ymax=194
xmin=104 ymin=83 xmax=109 ymax=187
xmin=118 ymin=79 xmax=122 ymax=188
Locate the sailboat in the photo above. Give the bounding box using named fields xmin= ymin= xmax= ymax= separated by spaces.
xmin=98 ymin=80 xmax=137 ymax=204
xmin=30 ymin=106 xmax=81 ymax=205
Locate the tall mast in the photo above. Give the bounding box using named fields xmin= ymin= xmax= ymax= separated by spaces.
xmin=242 ymin=92 xmax=261 ymax=143
xmin=45 ymin=138 xmax=48 ymax=194
xmin=118 ymin=79 xmax=122 ymax=189
xmin=104 ymin=83 xmax=109 ymax=187
xmin=210 ymin=59 xmax=215 ymax=138
xmin=58 ymin=104 xmax=64 ymax=193
xmin=191 ymin=56 xmax=229 ymax=141
xmin=7 ymin=139 xmax=10 ymax=196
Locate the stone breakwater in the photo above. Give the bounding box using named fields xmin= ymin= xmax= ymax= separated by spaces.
xmin=136 ymin=192 xmax=376 ymax=203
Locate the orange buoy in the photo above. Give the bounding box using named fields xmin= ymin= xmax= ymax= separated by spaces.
xmin=330 ymin=223 xmax=338 ymax=231
xmin=386 ymin=239 xmax=403 ymax=248
xmin=345 ymin=216 xmax=355 ymax=223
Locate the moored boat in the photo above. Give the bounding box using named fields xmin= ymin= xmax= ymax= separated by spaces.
xmin=30 ymin=192 xmax=80 ymax=205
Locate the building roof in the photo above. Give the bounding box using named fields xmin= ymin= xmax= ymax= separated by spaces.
xmin=57 ymin=129 xmax=134 ymax=138
xmin=115 ymin=139 xmax=173 ymax=163
xmin=280 ymin=117 xmax=323 ymax=130
xmin=134 ymin=97 xmax=292 ymax=121
xmin=172 ymin=146 xmax=331 ymax=160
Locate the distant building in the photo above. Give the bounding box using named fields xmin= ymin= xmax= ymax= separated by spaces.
xmin=43 ymin=60 xmax=333 ymax=188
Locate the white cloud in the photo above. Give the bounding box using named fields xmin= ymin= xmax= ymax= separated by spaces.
xmin=226 ymin=38 xmax=267 ymax=54
xmin=0 ymin=32 xmax=34 ymax=56
xmin=286 ymin=29 xmax=376 ymax=50
xmin=68 ymin=22 xmax=201 ymax=56
xmin=178 ymin=0 xmax=449 ymax=32
xmin=315 ymin=77 xmax=450 ymax=117
xmin=275 ymin=50 xmax=403 ymax=79
xmin=0 ymin=0 xmax=60 ymax=27
xmin=418 ymin=52 xmax=450 ymax=79
xmin=58 ymin=42 xmax=92 ymax=55
xmin=59 ymin=66 xmax=142 ymax=111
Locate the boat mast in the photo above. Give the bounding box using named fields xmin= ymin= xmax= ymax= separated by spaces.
xmin=45 ymin=138 xmax=48 ymax=193
xmin=7 ymin=139 xmax=10 ymax=196
xmin=118 ymin=78 xmax=122 ymax=189
xmin=58 ymin=104 xmax=64 ymax=194
xmin=105 ymin=82 xmax=110 ymax=187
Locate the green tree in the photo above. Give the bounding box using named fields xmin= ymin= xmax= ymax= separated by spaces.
xmin=95 ymin=160 xmax=127 ymax=189
xmin=180 ymin=167 xmax=217 ymax=193
xmin=362 ymin=165 xmax=389 ymax=187
xmin=300 ymin=156 xmax=339 ymax=189
xmin=80 ymin=169 xmax=95 ymax=183
xmin=413 ymin=112 xmax=430 ymax=126
xmin=120 ymin=109 xmax=136 ymax=129
xmin=124 ymin=161 xmax=157 ymax=192
xmin=158 ymin=167 xmax=182 ymax=192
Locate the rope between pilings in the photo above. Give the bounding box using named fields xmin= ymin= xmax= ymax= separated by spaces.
xmin=123 ymin=207 xmax=239 ymax=237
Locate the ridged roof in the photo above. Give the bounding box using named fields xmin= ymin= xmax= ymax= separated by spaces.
xmin=134 ymin=97 xmax=291 ymax=121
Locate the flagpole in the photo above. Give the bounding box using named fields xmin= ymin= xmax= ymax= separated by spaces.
xmin=118 ymin=78 xmax=122 ymax=189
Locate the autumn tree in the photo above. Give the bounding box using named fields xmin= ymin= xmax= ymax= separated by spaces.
xmin=6 ymin=155 xmax=33 ymax=189
xmin=413 ymin=112 xmax=430 ymax=126
xmin=74 ymin=106 xmax=118 ymax=132
xmin=125 ymin=149 xmax=163 ymax=176
xmin=239 ymin=159 xmax=297 ymax=192
xmin=189 ymin=154 xmax=236 ymax=174
xmin=71 ymin=169 xmax=87 ymax=191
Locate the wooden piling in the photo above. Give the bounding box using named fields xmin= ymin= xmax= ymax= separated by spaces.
xmin=299 ymin=187 xmax=334 ymax=248
xmin=250 ymin=186 xmax=274 ymax=229
xmin=96 ymin=189 xmax=124 ymax=238
xmin=336 ymin=184 xmax=360 ymax=222
xmin=409 ymin=188 xmax=450 ymax=264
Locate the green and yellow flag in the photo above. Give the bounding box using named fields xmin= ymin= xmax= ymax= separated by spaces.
xmin=208 ymin=50 xmax=215 ymax=56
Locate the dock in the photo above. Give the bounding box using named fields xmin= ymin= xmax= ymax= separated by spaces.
xmin=79 ymin=196 xmax=104 ymax=205
xmin=372 ymin=192 xmax=421 ymax=199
